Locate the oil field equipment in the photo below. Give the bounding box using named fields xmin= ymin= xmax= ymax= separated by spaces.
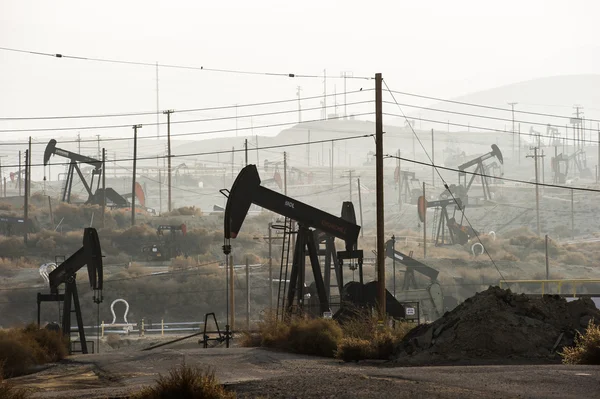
xmin=456 ymin=144 xmax=504 ymax=203
xmin=418 ymin=196 xmax=477 ymax=246
xmin=43 ymin=139 xmax=132 ymax=207
xmin=222 ymin=165 xmax=405 ymax=320
xmin=551 ymin=149 xmax=593 ymax=182
xmin=394 ymin=168 xmax=422 ymax=204
xmin=0 ymin=215 xmax=36 ymax=236
xmin=142 ymin=224 xmax=187 ymax=261
xmin=385 ymin=238 xmax=445 ymax=320
xmin=37 ymin=228 xmax=103 ymax=354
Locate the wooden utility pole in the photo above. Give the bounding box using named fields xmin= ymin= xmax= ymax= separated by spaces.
xmin=0 ymin=156 xmax=3 ymax=198
xmin=163 ymin=110 xmax=173 ymax=212
xmin=131 ymin=125 xmax=141 ymax=227
xmin=526 ymin=147 xmax=542 ymax=236
xmin=48 ymin=196 xmax=53 ymax=226
xmin=18 ymin=150 xmax=21 ymax=196
xmin=545 ymin=235 xmax=550 ymax=279
xmin=397 ymin=149 xmax=402 ymax=211
xmin=357 ymin=178 xmax=364 ymax=237
xmin=102 ymin=149 xmax=106 ymax=228
xmin=268 ymin=223 xmax=273 ymax=310
xmin=375 ymin=73 xmax=385 ymax=318
xmin=24 ymin=150 xmax=29 ymax=244
xmin=423 ymin=182 xmax=426 ymax=258
xmin=28 ymin=137 xmax=31 ymax=198
xmin=244 ymin=139 xmax=248 ymax=166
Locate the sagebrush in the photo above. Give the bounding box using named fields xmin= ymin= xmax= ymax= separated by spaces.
xmin=561 ymin=319 xmax=600 ymax=365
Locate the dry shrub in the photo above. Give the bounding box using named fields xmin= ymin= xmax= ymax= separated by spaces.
xmin=503 ymin=226 xmax=536 ymax=238
xmin=131 ymin=363 xmax=234 ymax=399
xmin=0 ymin=203 xmax=12 ymax=211
xmin=0 ymin=237 xmax=26 ymax=258
xmin=0 ymin=364 xmax=31 ymax=399
xmin=246 ymin=312 xmax=342 ymax=357
xmin=287 ymin=318 xmax=343 ymax=357
xmin=238 ymin=331 xmax=262 ymax=347
xmin=559 ymin=252 xmax=588 ymax=266
xmin=335 ymin=338 xmax=372 ymax=362
xmin=163 ymin=206 xmax=203 ymax=217
xmin=0 ymin=324 xmax=68 ymax=377
xmin=561 ymin=319 xmax=600 ymax=365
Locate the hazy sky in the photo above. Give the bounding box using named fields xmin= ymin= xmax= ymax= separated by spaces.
xmin=1 ymin=0 xmax=599 ymax=145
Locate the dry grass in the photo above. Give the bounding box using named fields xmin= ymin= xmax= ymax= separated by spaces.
xmin=561 ymin=319 xmax=600 ymax=365
xmin=0 ymin=324 xmax=68 ymax=378
xmin=242 ymin=311 xmax=342 ymax=358
xmin=0 ymin=364 xmax=31 ymax=399
xmin=163 ymin=206 xmax=203 ymax=217
xmin=131 ymin=363 xmax=234 ymax=399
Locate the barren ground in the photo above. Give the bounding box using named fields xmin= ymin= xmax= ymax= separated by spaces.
xmin=9 ymin=342 xmax=600 ymax=399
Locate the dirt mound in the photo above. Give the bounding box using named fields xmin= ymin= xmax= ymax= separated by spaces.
xmin=396 ymin=286 xmax=600 ymax=364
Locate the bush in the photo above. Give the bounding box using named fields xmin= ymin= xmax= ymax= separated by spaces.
xmin=0 ymin=365 xmax=31 ymax=399
xmin=561 ymin=320 xmax=600 ymax=365
xmin=131 ymin=363 xmax=234 ymax=399
xmin=287 ymin=318 xmax=343 ymax=357
xmin=163 ymin=206 xmax=203 ymax=217
xmin=0 ymin=324 xmax=68 ymax=378
xmin=335 ymin=338 xmax=372 ymax=362
xmin=244 ymin=312 xmax=342 ymax=358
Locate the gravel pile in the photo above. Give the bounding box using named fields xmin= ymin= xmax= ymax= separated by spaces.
xmin=397 ymin=286 xmax=600 ymax=363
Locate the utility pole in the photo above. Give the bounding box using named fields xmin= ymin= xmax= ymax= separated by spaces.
xmin=77 ymin=133 xmax=81 ymax=154
xmin=518 ymin=123 xmax=521 ymax=165
xmin=340 ymin=71 xmax=353 ymax=118
xmin=375 ymin=73 xmax=385 ymax=318
xmin=526 ymin=147 xmax=542 ymax=236
xmin=158 ymin=167 xmax=162 ymax=215
xmin=131 ymin=125 xmax=141 ymax=227
xmin=28 ymin=137 xmax=31 ymax=197
xmin=231 ymin=147 xmax=234 ymax=181
xmin=545 ymin=235 xmax=550 ymax=279
xmin=397 ymin=149 xmax=402 ymax=210
xmin=268 ymin=223 xmax=273 ymax=310
xmin=357 ymin=177 xmax=364 ymax=237
xmin=255 ymin=132 xmax=259 ymax=167
xmin=296 ymin=86 xmax=302 ymax=123
xmin=102 ymin=149 xmax=106 ymax=228
xmin=18 ymin=150 xmax=21 ymax=196
xmin=0 ymin=156 xmax=3 ymax=198
xmin=341 ymin=170 xmax=355 ymax=201
xmin=508 ymin=103 xmax=517 ymax=159
xmin=392 ymin=235 xmax=396 ymax=297
xmin=283 ymin=151 xmax=287 ymax=196
xmin=96 ymin=135 xmax=101 ymax=159
xmin=331 ymin=141 xmax=334 ymax=188
xmin=244 ymin=139 xmax=248 ymax=166
xmin=423 ymin=182 xmax=426 ymax=258
xmin=163 ymin=110 xmax=173 ymax=212
xmin=24 ymin=149 xmax=28 ymax=244
xmin=156 ymin=62 xmax=160 ymax=140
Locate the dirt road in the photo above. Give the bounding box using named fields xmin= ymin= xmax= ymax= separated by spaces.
xmin=10 ymin=347 xmax=600 ymax=399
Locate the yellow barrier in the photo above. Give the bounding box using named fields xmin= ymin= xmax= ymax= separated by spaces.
xmin=499 ymin=279 xmax=600 ymax=297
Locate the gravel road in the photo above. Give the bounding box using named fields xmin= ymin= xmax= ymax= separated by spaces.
xmin=9 ymin=346 xmax=600 ymax=399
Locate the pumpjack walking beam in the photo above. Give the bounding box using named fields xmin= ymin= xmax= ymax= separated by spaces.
xmin=37 ymin=228 xmax=103 ymax=354
xmin=222 ymin=165 xmax=362 ymax=317
xmin=44 ymin=139 xmax=103 ymax=203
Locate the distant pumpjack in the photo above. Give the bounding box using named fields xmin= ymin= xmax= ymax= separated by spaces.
xmin=418 ymin=196 xmax=476 ymax=246
xmin=37 ymin=228 xmax=103 ymax=354
xmin=455 ymin=144 xmax=504 ymax=203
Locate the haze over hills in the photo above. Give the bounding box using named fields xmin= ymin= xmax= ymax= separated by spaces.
xmin=394 ymin=74 xmax=600 ymax=135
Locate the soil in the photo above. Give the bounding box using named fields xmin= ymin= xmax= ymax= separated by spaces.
xmin=396 ymin=286 xmax=600 ymax=364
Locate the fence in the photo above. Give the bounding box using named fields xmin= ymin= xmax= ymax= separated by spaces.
xmin=499 ymin=279 xmax=600 ymax=296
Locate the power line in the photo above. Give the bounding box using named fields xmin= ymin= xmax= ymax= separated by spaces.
xmin=387 ymin=89 xmax=600 ymax=124
xmin=0 ymin=46 xmax=372 ymax=80
xmin=0 ymin=89 xmax=372 ymax=121
xmin=383 ymin=80 xmax=509 ymax=285
xmin=384 ymin=154 xmax=600 ymax=194
xmin=382 ymin=101 xmax=600 ymax=135
xmin=382 ymin=112 xmax=600 ymax=146
xmin=0 ymin=112 xmax=374 ymax=147
xmin=0 ymin=128 xmax=376 ymax=169
xmin=0 ymin=100 xmax=374 ymax=133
